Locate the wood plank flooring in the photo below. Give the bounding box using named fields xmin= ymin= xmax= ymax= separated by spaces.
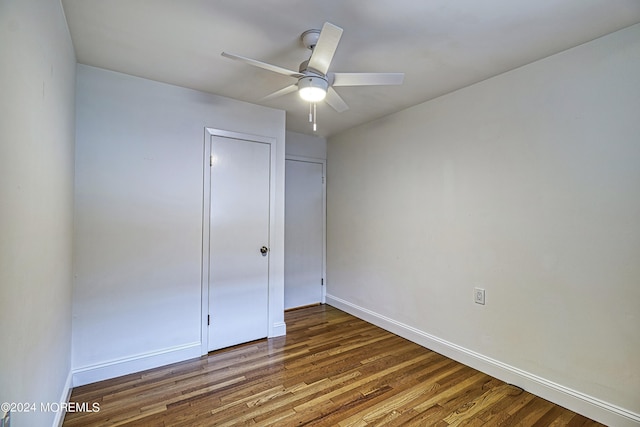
xmin=64 ymin=305 xmax=604 ymax=426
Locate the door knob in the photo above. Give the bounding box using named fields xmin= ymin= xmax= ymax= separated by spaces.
xmin=260 ymin=246 xmax=269 ymax=255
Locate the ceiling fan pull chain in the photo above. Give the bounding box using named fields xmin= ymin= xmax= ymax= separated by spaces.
xmin=313 ymin=103 xmax=317 ymax=132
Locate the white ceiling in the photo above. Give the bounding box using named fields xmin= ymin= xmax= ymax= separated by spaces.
xmin=61 ymin=0 xmax=640 ymax=138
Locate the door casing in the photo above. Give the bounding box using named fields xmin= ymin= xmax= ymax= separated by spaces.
xmin=201 ymin=127 xmax=277 ymax=354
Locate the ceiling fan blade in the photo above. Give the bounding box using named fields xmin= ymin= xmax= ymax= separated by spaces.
xmin=307 ymin=22 xmax=343 ymax=75
xmin=325 ymin=87 xmax=349 ymax=113
xmin=260 ymin=84 xmax=298 ymax=101
xmin=221 ymin=52 xmax=305 ymax=78
xmin=331 ymin=72 xmax=404 ymax=87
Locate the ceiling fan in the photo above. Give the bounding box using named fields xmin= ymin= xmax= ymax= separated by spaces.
xmin=221 ymin=22 xmax=404 ymax=131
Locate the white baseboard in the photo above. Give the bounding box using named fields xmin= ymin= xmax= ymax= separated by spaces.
xmin=326 ymin=294 xmax=640 ymax=427
xmin=71 ymin=342 xmax=201 ymax=387
xmin=52 ymin=370 xmax=73 ymax=427
xmin=270 ymin=321 xmax=287 ymax=337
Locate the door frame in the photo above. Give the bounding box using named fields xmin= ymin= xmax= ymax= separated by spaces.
xmin=201 ymin=127 xmax=277 ymax=355
xmin=285 ymin=155 xmax=327 ymax=305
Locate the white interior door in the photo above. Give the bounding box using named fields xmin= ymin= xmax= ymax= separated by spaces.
xmin=285 ymin=159 xmax=324 ymax=309
xmin=208 ymin=136 xmax=270 ymax=351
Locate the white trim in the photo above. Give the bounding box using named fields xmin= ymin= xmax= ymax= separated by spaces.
xmin=272 ymin=321 xmax=287 ymax=337
xmin=285 ymin=154 xmax=325 ymax=163
xmin=284 ymin=155 xmax=327 ymax=305
xmin=53 ymin=370 xmax=73 ymax=427
xmin=325 ymin=294 xmax=640 ymax=427
xmin=72 ymin=342 xmax=201 ymax=387
xmin=201 ymin=128 xmax=211 ymax=355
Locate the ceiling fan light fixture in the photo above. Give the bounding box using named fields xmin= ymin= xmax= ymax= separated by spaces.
xmin=298 ymin=76 xmax=328 ymax=102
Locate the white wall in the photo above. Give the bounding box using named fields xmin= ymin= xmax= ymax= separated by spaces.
xmin=0 ymin=1 xmax=77 ymax=426
xmin=286 ymin=131 xmax=327 ymax=159
xmin=327 ymin=24 xmax=640 ymax=426
xmin=73 ymin=65 xmax=286 ymax=385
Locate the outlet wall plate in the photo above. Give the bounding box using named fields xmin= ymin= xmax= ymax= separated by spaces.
xmin=474 ymin=287 xmax=486 ymax=305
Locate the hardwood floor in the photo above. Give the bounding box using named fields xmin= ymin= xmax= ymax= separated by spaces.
xmin=64 ymin=305 xmax=604 ymax=426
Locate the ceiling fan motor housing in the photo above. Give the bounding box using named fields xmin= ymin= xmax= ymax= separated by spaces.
xmin=299 ymin=60 xmax=325 ymax=77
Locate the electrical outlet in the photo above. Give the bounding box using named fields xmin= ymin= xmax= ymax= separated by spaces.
xmin=474 ymin=287 xmax=485 ymax=305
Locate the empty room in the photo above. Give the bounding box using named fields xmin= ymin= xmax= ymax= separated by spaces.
xmin=1 ymin=1 xmax=639 ymax=426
